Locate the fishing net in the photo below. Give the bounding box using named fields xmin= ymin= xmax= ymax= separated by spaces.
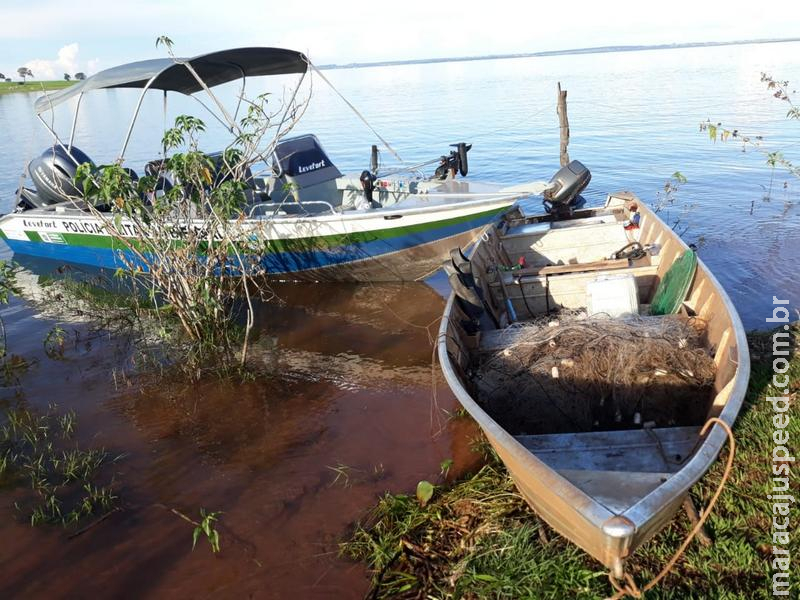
xmin=471 ymin=311 xmax=717 ymax=435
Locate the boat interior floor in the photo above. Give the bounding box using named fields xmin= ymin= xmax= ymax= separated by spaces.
xmin=515 ymin=426 xmax=702 ymax=513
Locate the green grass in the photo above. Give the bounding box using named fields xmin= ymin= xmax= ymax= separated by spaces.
xmin=344 ymin=327 xmax=799 ymax=599
xmin=0 ymin=80 xmax=77 ymax=95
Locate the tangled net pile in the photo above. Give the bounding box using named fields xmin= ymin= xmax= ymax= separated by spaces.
xmin=472 ymin=311 xmax=717 ymax=434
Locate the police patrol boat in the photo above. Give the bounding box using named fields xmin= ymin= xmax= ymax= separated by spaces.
xmin=0 ymin=47 xmax=557 ymax=281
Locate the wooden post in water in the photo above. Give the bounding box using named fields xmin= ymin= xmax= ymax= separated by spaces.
xmin=557 ymin=82 xmax=570 ymax=167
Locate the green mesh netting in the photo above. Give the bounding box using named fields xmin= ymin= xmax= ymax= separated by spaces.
xmin=650 ymin=249 xmax=697 ymax=315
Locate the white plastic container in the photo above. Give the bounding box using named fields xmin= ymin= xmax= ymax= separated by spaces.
xmin=586 ymin=273 xmax=639 ymax=317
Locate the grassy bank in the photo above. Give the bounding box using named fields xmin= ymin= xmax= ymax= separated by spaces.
xmin=345 ymin=327 xmax=799 ymax=598
xmin=0 ymin=80 xmax=77 ymax=96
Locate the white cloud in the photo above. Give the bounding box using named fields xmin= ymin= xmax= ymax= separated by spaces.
xmin=25 ymin=42 xmax=81 ymax=79
xmin=2 ymin=0 xmax=800 ymax=68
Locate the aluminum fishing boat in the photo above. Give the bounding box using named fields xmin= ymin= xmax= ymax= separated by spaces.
xmin=437 ymin=167 xmax=749 ymax=578
xmin=0 ymin=47 xmax=554 ymax=281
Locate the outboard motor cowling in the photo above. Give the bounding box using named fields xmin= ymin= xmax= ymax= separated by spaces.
xmin=542 ymin=160 xmax=591 ymax=215
xmin=26 ymin=145 xmax=94 ymax=208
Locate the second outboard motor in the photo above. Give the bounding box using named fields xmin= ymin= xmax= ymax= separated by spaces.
xmin=542 ymin=160 xmax=591 ymax=217
xmin=434 ymin=143 xmax=472 ymax=180
xmin=22 ymin=145 xmax=94 ymax=209
xmin=453 ymin=142 xmax=471 ymax=176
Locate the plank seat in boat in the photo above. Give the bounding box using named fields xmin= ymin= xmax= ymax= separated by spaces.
xmin=505 ymin=257 xmax=630 ymax=280
xmin=515 ymin=426 xmax=701 ymax=513
xmin=503 ymin=222 xmax=551 ymax=237
xmin=501 ymin=219 xmax=634 ymax=269
xmin=495 ymin=264 xmax=659 ymax=316
xmin=554 ymin=470 xmax=673 ymax=514
xmin=499 ymin=260 xmax=657 ymax=286
xmin=503 ymin=214 xmax=619 ymax=239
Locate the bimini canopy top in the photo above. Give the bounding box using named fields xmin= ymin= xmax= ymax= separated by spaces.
xmin=34 ymin=47 xmax=309 ymax=114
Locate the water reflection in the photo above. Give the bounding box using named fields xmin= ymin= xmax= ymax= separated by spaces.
xmin=0 ymin=257 xmax=476 ymax=599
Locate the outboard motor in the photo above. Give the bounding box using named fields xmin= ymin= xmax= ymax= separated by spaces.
xmin=542 ymin=160 xmax=591 ymax=217
xmin=17 ymin=145 xmax=94 ymax=210
xmin=434 ymin=142 xmax=472 ymax=180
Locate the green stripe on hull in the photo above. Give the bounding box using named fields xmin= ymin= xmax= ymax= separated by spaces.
xmin=16 ymin=205 xmax=507 ymax=253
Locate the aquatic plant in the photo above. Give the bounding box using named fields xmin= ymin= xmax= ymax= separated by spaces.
xmin=66 ymin=38 xmax=309 ymax=378
xmin=0 ymin=260 xmax=24 ymax=385
xmin=700 ymin=73 xmax=800 ymax=180
xmin=193 ymin=509 xmax=222 ymax=554
xmin=171 ymin=506 xmax=222 ymax=554
xmin=0 ymin=404 xmax=121 ymax=526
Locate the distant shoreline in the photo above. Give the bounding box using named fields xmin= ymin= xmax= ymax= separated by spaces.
xmin=0 ymin=80 xmax=77 ymax=96
xmin=317 ymin=37 xmax=800 ymax=71
xmin=3 ymin=37 xmax=798 ymax=89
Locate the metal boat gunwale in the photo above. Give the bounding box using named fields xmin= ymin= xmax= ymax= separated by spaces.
xmin=616 ymin=197 xmax=749 ymax=525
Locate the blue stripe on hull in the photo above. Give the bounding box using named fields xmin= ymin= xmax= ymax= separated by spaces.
xmin=3 ymin=209 xmax=502 ymax=274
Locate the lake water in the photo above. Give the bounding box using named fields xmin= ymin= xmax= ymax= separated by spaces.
xmin=0 ymin=42 xmax=798 ymax=598
xmin=1 ymin=41 xmax=798 ymax=326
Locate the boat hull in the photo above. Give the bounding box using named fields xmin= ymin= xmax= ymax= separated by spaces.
xmin=0 ymin=199 xmax=512 ymax=282
xmin=437 ymin=193 xmax=749 ymax=577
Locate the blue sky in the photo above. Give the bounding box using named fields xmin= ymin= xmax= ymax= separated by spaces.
xmin=1 ymin=0 xmax=798 ymax=78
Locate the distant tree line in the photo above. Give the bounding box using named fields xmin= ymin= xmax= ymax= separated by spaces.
xmin=0 ymin=69 xmax=86 ymax=84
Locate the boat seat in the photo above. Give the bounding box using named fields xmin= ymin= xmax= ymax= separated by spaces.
xmin=503 ymin=257 xmax=631 ymax=281
xmin=488 ymin=263 xmax=658 ymax=317
xmin=503 ymin=214 xmax=619 ymax=240
xmin=515 ymin=426 xmax=701 ymax=513
xmin=501 ymin=219 xmax=633 ymax=271
xmin=503 ymin=222 xmax=551 ymax=238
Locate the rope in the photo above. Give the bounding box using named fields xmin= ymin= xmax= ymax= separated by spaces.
xmin=611 ymin=242 xmax=647 ymax=261
xmin=308 ymin=63 xmax=405 ymax=164
xmin=605 ymin=417 xmax=736 ymax=600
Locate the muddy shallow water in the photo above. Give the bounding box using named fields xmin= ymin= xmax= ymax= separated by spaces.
xmin=0 ymin=277 xmax=480 ymax=599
